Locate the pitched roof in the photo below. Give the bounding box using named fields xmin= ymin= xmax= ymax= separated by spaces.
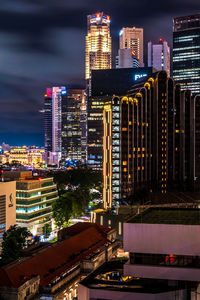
xmin=0 ymin=225 xmax=108 ymax=288
xmin=58 ymin=222 xmax=111 ymax=240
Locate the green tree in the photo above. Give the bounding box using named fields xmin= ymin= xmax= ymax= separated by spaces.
xmin=52 ymin=192 xmax=74 ymax=228
xmin=42 ymin=224 xmax=52 ymax=238
xmin=52 ymin=187 xmax=92 ymax=228
xmin=1 ymin=225 xmax=30 ymax=261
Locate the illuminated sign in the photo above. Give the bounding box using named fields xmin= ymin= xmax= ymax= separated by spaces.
xmin=61 ymin=90 xmax=67 ymax=95
xmin=96 ymin=13 xmax=101 ymax=21
xmin=131 ymin=51 xmax=136 ymax=56
xmin=0 ymin=224 xmax=6 ymax=229
xmin=119 ymin=29 xmax=123 ymax=36
xmin=134 ymin=73 xmax=148 ymax=81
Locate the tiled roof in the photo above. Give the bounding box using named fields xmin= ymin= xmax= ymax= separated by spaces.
xmin=58 ymin=222 xmax=111 ymax=240
xmin=0 ymin=225 xmax=108 ymax=288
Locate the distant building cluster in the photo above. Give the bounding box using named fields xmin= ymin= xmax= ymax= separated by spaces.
xmin=0 ymin=146 xmax=45 ymax=168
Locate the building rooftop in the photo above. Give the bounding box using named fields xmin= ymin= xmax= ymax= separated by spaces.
xmin=127 ymin=207 xmax=200 ymax=225
xmin=0 ymin=223 xmax=110 ymax=289
xmin=80 ymin=260 xmax=185 ymax=294
xmin=58 ymin=221 xmax=112 ymax=241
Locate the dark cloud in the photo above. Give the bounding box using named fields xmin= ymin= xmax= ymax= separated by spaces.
xmin=0 ymin=0 xmax=199 ymax=145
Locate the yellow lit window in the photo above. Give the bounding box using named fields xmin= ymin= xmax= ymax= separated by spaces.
xmin=123 ymin=161 xmax=127 ymax=166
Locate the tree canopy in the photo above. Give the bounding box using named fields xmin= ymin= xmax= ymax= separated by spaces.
xmin=1 ymin=225 xmax=30 ymax=261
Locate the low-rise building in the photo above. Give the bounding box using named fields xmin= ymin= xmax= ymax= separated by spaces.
xmin=4 ymin=171 xmax=58 ymax=235
xmin=0 ymin=222 xmax=120 ymax=300
xmin=0 ymin=181 xmax=16 ymax=248
xmin=81 ymin=207 xmax=200 ymax=299
xmin=124 ymin=207 xmax=200 ymax=283
xmin=78 ymin=260 xmax=187 ymax=300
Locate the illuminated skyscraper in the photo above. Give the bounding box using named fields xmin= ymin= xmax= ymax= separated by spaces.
xmin=44 ymin=87 xmax=67 ymax=165
xmin=119 ymin=27 xmax=144 ymax=66
xmin=148 ymin=39 xmax=170 ymax=76
xmin=85 ymin=12 xmax=112 ymax=80
xmin=62 ymin=89 xmax=86 ymax=163
xmin=173 ymin=14 xmax=200 ymax=94
xmin=103 ymin=71 xmax=200 ymax=208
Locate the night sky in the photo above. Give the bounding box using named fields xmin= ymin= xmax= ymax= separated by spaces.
xmin=0 ymin=0 xmax=199 ymax=146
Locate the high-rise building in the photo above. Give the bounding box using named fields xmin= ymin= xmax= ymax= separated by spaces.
xmin=0 ymin=181 xmax=16 ymax=248
xmin=173 ymin=14 xmax=200 ymax=94
xmin=44 ymin=87 xmax=67 ymax=165
xmin=103 ymin=71 xmax=200 ymax=208
xmin=62 ymin=89 xmax=85 ymax=163
xmin=119 ymin=27 xmax=144 ymax=66
xmin=116 ymin=49 xmax=140 ymax=68
xmin=4 ymin=171 xmax=58 ymax=236
xmin=148 ymin=39 xmax=170 ymax=76
xmin=87 ymin=68 xmax=153 ymax=169
xmin=85 ymin=12 xmax=112 ymax=80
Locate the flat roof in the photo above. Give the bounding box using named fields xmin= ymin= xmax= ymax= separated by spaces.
xmin=127 ymin=207 xmax=200 ymax=225
xmin=80 ymin=260 xmax=184 ymax=294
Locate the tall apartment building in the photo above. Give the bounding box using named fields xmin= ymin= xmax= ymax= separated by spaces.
xmin=173 ymin=14 xmax=200 ymax=94
xmin=103 ymin=71 xmax=200 ymax=208
xmin=148 ymin=39 xmax=170 ymax=76
xmin=4 ymin=171 xmax=58 ymax=236
xmin=85 ymin=12 xmax=112 ymax=80
xmin=119 ymin=27 xmax=144 ymax=66
xmin=0 ymin=181 xmax=16 ymax=248
xmin=44 ymin=87 xmax=67 ymax=165
xmin=62 ymin=89 xmax=85 ymax=163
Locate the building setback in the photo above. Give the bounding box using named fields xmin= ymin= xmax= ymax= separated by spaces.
xmin=173 ymin=13 xmax=200 ymax=94
xmin=103 ymin=71 xmax=200 ymax=208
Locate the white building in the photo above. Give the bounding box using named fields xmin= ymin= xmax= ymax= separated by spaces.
xmin=148 ymin=39 xmax=170 ymax=76
xmin=0 ymin=181 xmax=16 ymax=247
xmin=119 ymin=27 xmax=144 ymax=67
xmin=116 ymin=49 xmax=140 ymax=68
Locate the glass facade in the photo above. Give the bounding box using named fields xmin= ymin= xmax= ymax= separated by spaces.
xmin=173 ymin=14 xmax=200 ymax=94
xmin=62 ymin=89 xmax=85 ymax=162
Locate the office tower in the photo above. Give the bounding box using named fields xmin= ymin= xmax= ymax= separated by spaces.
xmin=62 ymin=89 xmax=85 ymax=163
xmin=4 ymin=171 xmax=58 ymax=236
xmin=116 ymin=49 xmax=140 ymax=68
xmin=0 ymin=181 xmax=16 ymax=248
xmin=87 ymin=67 xmax=153 ymax=169
xmin=173 ymin=14 xmax=200 ymax=94
xmin=119 ymin=27 xmax=144 ymax=66
xmin=103 ymin=71 xmax=200 ymax=208
xmin=44 ymin=87 xmax=67 ymax=165
xmin=85 ymin=12 xmax=112 ymax=80
xmin=148 ymin=39 xmax=170 ymax=76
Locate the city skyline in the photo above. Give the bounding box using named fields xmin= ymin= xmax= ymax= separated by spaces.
xmin=0 ymin=0 xmax=199 ymax=146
